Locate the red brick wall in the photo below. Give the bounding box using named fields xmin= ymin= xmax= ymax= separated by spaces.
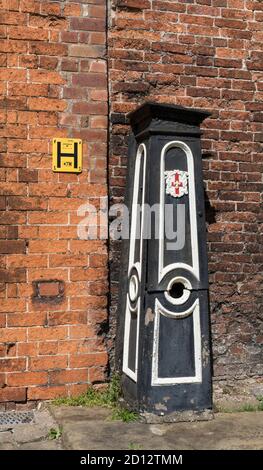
xmin=108 ymin=1 xmax=263 ymax=381
xmin=0 ymin=0 xmax=108 ymax=405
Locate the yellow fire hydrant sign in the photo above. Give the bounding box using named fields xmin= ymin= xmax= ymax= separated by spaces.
xmin=52 ymin=138 xmax=82 ymax=173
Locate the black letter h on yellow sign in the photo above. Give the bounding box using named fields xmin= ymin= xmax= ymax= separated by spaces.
xmin=57 ymin=141 xmax=78 ymax=169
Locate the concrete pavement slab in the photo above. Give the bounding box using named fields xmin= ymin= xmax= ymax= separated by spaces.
xmin=49 ymin=406 xmax=263 ymax=450
xmin=20 ymin=440 xmax=62 ymax=450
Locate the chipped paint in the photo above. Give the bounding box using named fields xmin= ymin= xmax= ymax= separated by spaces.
xmin=202 ymin=338 xmax=210 ymax=367
xmin=155 ymin=402 xmax=167 ymax=411
xmin=145 ymin=307 xmax=154 ymax=325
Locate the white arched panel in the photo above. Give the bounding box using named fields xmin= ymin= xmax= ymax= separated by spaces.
xmin=159 ymin=141 xmax=200 ymax=283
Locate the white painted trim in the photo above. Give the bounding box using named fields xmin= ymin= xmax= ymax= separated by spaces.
xmin=129 ymin=274 xmax=139 ymax=303
xmin=123 ymin=144 xmax=147 ymax=382
xmin=128 ymin=143 xmax=147 ymax=275
xmin=151 ymin=299 xmax=202 ymax=386
xmin=159 ymin=141 xmax=200 ymax=284
xmin=122 ymin=295 xmax=140 ymax=382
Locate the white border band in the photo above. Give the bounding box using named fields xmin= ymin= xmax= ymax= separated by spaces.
xmin=159 ymin=141 xmax=199 ymax=283
xmin=152 ymin=299 xmax=202 ymax=385
xmin=123 ymin=144 xmax=147 ymax=382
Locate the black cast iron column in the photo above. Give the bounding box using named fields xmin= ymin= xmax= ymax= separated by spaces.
xmin=116 ymin=102 xmax=213 ymax=421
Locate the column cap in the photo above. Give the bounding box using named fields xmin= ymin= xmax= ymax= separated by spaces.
xmin=128 ymin=102 xmax=211 ymax=139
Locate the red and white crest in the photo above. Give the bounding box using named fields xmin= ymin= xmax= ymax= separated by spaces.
xmin=164 ymin=170 xmax=188 ymax=198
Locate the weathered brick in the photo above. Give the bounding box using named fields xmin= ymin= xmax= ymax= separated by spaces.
xmin=69 ymin=352 xmax=108 ymax=369
xmin=7 ymin=313 xmax=47 ymax=327
xmin=67 ymin=383 xmax=89 ymax=397
xmin=18 ymin=169 xmax=38 ymax=183
xmin=8 ymin=196 xmax=47 ymax=211
xmin=29 ymin=42 xmax=67 ymax=56
xmin=48 ymin=311 xmax=87 ymax=326
xmin=6 ymin=371 xmax=48 ymax=387
xmin=70 ymin=17 xmax=105 ymax=32
xmin=28 ymin=326 xmax=68 ymax=342
xmin=72 ymin=72 xmax=107 ymax=87
xmin=49 ymin=369 xmax=88 ymax=385
xmin=28 ymin=269 xmax=68 ymax=284
xmin=40 ymin=2 xmax=61 ymax=15
xmin=37 ymin=281 xmax=61 ymax=297
xmin=39 ymin=56 xmax=59 ymax=70
xmin=0 ymin=299 xmax=26 ymax=313
xmin=89 ymin=366 xmax=106 ymax=383
xmin=29 ymin=14 xmax=67 ymax=31
xmin=0 ymin=387 xmax=26 ymax=402
xmin=29 ymin=70 xmax=65 ymax=84
xmin=63 ymin=4 xmax=82 ymax=17
xmin=6 ymin=283 xmax=18 ymax=298
xmin=69 ymin=44 xmax=105 ymax=58
xmin=49 ymin=254 xmax=88 ymax=267
xmin=0 ymin=240 xmax=26 ymax=254
xmin=29 ymin=355 xmax=68 ymax=371
xmin=61 ymin=58 xmax=78 ymax=71
xmin=38 ymin=341 xmax=58 ymax=355
xmin=28 ymin=240 xmax=68 ymax=253
xmin=19 ymin=55 xmax=38 ymax=68
xmin=0 ymin=268 xmax=26 ymax=282
xmin=8 ymin=26 xmax=48 ymax=41
xmin=72 ymin=102 xmax=107 ymax=115
xmin=27 ymin=385 xmax=67 ymax=400
xmin=86 ymin=0 xmax=105 ymax=15
xmin=28 ymin=97 xmax=67 ymax=112
xmin=7 ymin=139 xmax=48 ymax=153
xmin=0 ymin=358 xmax=26 ymax=372
xmin=28 ymin=211 xmax=68 ymax=225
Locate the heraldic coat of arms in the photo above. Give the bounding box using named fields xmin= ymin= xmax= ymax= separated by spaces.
xmin=164 ymin=170 xmax=189 ymax=198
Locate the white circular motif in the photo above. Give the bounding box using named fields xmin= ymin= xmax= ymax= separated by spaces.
xmin=164 ymin=276 xmax=192 ymax=305
xmin=129 ymin=274 xmax=139 ymax=303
